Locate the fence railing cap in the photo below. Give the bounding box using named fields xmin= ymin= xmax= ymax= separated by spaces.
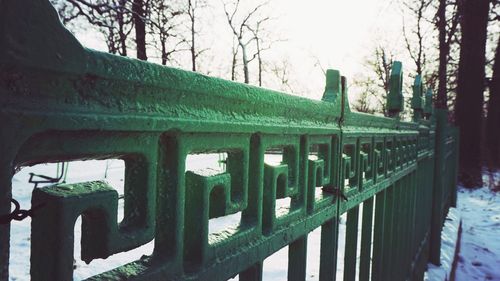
xmin=424 ymin=88 xmax=434 ymax=118
xmin=386 ymin=61 xmax=404 ymax=117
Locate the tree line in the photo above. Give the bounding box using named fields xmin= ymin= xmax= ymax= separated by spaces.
xmin=50 ymin=0 xmax=292 ymax=89
xmin=351 ymin=0 xmax=499 ymax=188
xmin=51 ymin=0 xmax=499 ymax=188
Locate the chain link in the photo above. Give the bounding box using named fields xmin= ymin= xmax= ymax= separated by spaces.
xmin=0 ymin=199 xmax=45 ymax=224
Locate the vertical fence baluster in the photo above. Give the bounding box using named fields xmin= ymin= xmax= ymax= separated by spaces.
xmin=381 ymin=184 xmax=395 ymax=280
xmin=343 ymin=206 xmax=359 ymax=281
xmin=240 ymin=262 xmax=263 ymax=281
xmin=359 ymin=197 xmax=374 ymax=281
xmin=392 ymin=181 xmax=401 ymax=280
xmin=371 ymin=190 xmax=386 ymax=281
xmin=319 ymin=218 xmax=339 ymax=281
xmin=288 ymin=236 xmax=308 ymax=281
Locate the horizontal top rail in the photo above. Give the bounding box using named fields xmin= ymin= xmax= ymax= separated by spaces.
xmin=0 ymin=0 xmax=424 ymax=135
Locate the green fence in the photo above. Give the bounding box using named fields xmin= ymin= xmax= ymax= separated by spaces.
xmin=0 ymin=1 xmax=459 ymax=280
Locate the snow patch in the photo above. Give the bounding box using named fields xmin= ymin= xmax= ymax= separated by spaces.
xmin=424 ymin=208 xmax=461 ymax=281
xmin=454 ymin=184 xmax=500 ymax=281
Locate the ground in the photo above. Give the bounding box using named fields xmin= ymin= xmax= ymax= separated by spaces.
xmin=6 ymin=161 xmax=500 ymax=280
xmin=454 ymin=173 xmax=500 ymax=281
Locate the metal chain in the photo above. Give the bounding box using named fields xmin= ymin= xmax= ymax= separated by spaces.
xmin=0 ymin=199 xmax=45 ymax=225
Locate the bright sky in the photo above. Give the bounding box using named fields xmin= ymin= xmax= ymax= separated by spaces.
xmin=271 ymin=0 xmax=401 ymax=73
xmin=265 ymin=0 xmax=406 ymax=98
xmin=75 ymin=0 xmax=411 ymax=100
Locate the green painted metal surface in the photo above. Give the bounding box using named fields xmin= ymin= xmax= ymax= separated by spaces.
xmin=0 ymin=1 xmax=459 ymax=280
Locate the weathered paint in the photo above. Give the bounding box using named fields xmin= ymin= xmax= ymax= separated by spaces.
xmin=0 ymin=1 xmax=459 ymax=280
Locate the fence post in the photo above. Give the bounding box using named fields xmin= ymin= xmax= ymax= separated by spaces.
xmin=429 ymin=108 xmax=448 ymax=265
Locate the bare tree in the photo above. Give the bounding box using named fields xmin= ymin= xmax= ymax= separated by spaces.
xmin=132 ymin=0 xmax=148 ymax=60
xmin=147 ymin=0 xmax=186 ymax=65
xmin=245 ymin=17 xmax=274 ymax=86
xmin=352 ymin=91 xmax=376 ymax=114
xmin=187 ymin=0 xmax=208 ymax=71
xmin=269 ymin=59 xmax=294 ymax=92
xmin=402 ymin=0 xmax=433 ymax=76
xmin=352 ymin=75 xmax=387 ymax=116
xmin=223 ymin=0 xmax=268 ymax=84
xmin=52 ymin=0 xmax=133 ymax=56
xmin=230 ymin=37 xmax=240 ymax=81
xmin=401 ymin=0 xmax=461 ymax=112
xmin=351 ymin=45 xmax=397 ymax=116
xmin=368 ymin=46 xmax=395 ymax=94
xmin=435 ymin=0 xmax=460 ymax=108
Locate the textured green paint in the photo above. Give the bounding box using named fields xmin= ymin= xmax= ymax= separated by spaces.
xmin=359 ymin=197 xmax=374 ymax=281
xmin=412 ymin=75 xmax=424 ymax=122
xmin=319 ymin=218 xmax=339 ymax=281
xmin=322 ymin=69 xmax=342 ymax=104
xmin=288 ymin=236 xmax=308 ymax=281
xmin=424 ymin=89 xmax=434 ymax=119
xmin=343 ymin=206 xmax=359 ymax=281
xmin=0 ymin=1 xmax=460 ymax=280
xmin=429 ymin=109 xmax=448 ymax=265
xmin=387 ymin=61 xmax=404 ymax=117
xmin=371 ymin=190 xmax=386 ymax=281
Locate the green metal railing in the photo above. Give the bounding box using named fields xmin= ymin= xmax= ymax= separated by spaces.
xmin=0 ymin=1 xmax=459 ymax=280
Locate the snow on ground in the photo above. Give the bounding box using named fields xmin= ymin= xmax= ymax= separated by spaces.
xmin=11 ymin=157 xmax=497 ymax=281
xmin=454 ymin=171 xmax=500 ymax=281
xmin=10 ymin=155 xmax=355 ymax=280
xmin=9 ymin=160 xmax=156 ymax=281
xmin=424 ymin=208 xmax=461 ymax=281
xmin=425 ymin=171 xmax=500 ymax=281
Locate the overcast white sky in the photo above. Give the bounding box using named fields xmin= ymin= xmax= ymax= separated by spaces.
xmin=269 ymin=0 xmax=402 ymax=73
xmin=265 ymin=0 xmax=406 ymax=98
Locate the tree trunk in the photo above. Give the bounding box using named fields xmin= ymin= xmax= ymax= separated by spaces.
xmin=106 ymin=28 xmax=117 ymax=54
xmin=161 ymin=39 xmax=167 ymax=65
xmin=486 ymin=37 xmax=500 ymax=167
xmin=231 ymin=44 xmax=237 ymax=81
xmin=455 ymin=0 xmax=490 ymax=187
xmin=132 ymin=0 xmax=147 ymax=60
xmin=117 ymin=0 xmax=127 ymax=57
xmin=256 ymin=38 xmax=262 ymax=87
xmin=189 ymin=0 xmax=196 ymax=72
xmin=241 ymin=43 xmax=249 ymax=84
xmin=436 ymin=0 xmax=448 ymax=108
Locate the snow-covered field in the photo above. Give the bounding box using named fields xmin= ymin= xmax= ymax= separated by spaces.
xmin=454 ymin=171 xmax=500 ymax=281
xmin=7 ymin=159 xmax=499 ymax=281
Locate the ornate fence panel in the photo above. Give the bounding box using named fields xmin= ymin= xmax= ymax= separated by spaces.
xmin=0 ymin=1 xmax=459 ymax=280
